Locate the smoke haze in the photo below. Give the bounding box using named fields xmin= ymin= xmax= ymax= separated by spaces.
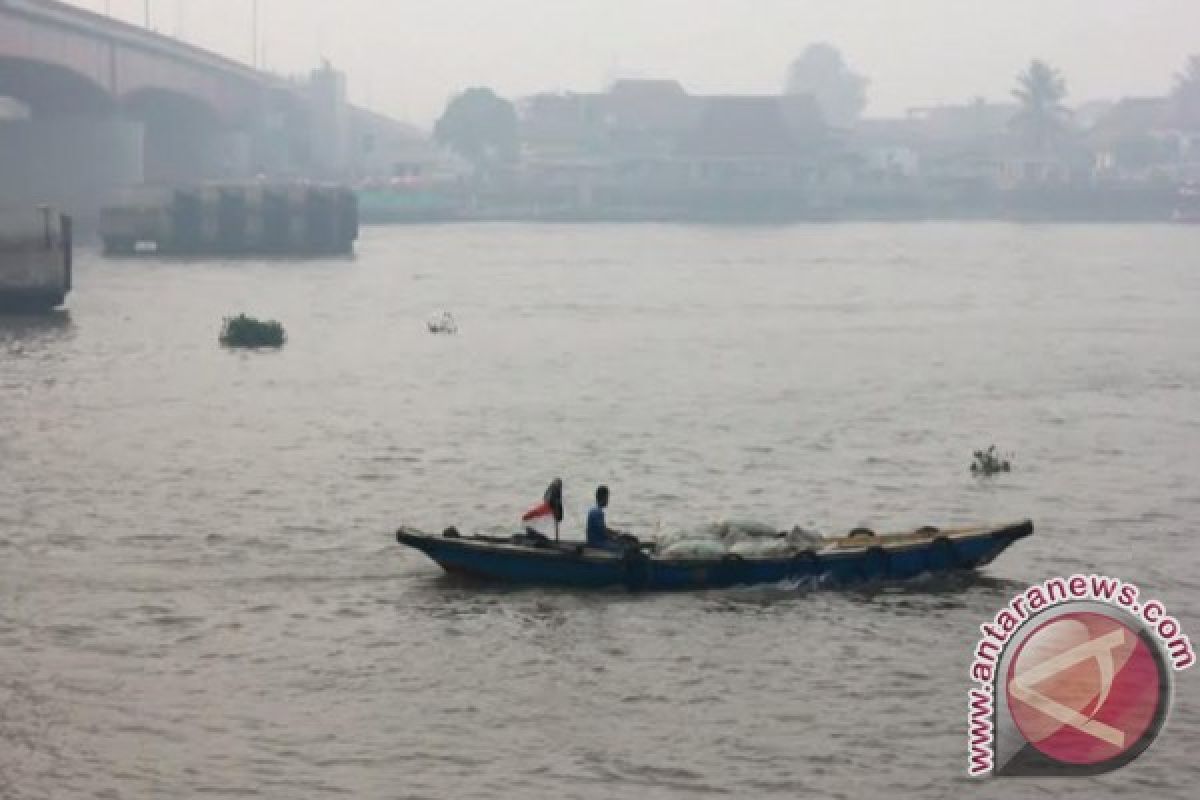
xmin=69 ymin=0 xmax=1200 ymax=126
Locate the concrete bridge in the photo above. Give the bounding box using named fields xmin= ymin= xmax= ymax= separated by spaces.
xmin=0 ymin=0 xmax=419 ymax=219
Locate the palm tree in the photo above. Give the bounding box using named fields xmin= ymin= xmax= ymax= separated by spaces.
xmin=1172 ymin=54 xmax=1200 ymax=129
xmin=1011 ymin=60 xmax=1071 ymax=153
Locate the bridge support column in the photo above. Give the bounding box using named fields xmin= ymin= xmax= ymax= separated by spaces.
xmin=0 ymin=116 xmax=143 ymax=223
xmin=142 ymin=123 xmax=250 ymax=185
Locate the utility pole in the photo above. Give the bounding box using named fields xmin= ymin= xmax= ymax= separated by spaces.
xmin=252 ymin=0 xmax=259 ymax=68
xmin=144 ymin=0 xmax=150 ymax=28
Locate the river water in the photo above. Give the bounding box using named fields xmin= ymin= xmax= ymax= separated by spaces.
xmin=2 ymin=223 xmax=1198 ymax=798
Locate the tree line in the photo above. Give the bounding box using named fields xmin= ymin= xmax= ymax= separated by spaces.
xmin=432 ymin=47 xmax=1200 ymax=168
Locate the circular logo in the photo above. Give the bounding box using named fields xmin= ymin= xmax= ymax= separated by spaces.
xmin=1005 ymin=610 xmax=1169 ymax=768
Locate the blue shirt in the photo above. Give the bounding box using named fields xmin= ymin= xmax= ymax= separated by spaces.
xmin=586 ymin=505 xmax=609 ymax=548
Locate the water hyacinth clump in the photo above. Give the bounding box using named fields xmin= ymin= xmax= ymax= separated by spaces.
xmin=427 ymin=311 xmax=458 ymax=334
xmin=219 ymin=314 xmax=286 ymax=348
xmin=970 ymin=445 xmax=1012 ymax=476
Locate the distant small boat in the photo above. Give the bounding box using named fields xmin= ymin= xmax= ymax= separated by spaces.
xmin=395 ymin=520 xmax=1034 ymax=591
xmin=1173 ymin=184 xmax=1200 ymax=224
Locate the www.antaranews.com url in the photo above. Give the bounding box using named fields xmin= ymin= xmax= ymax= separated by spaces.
xmin=966 ymin=574 xmax=1195 ymax=776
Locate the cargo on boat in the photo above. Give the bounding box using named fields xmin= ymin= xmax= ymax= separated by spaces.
xmin=395 ymin=519 xmax=1034 ymax=591
xmin=99 ymin=183 xmax=357 ymax=257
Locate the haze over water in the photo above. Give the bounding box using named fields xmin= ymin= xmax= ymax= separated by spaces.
xmin=2 ymin=223 xmax=1198 ymax=798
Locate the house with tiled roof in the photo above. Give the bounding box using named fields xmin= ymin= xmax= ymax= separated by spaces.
xmin=515 ymin=80 xmax=835 ymax=214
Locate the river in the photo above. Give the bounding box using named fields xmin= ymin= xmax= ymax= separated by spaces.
xmin=2 ymin=223 xmax=1198 ymax=798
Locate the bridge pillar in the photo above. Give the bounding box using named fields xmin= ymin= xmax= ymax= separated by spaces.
xmin=142 ymin=121 xmax=251 ymax=185
xmin=0 ymin=115 xmax=143 ymax=222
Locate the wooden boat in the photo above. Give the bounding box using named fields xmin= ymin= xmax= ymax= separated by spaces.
xmin=395 ymin=520 xmax=1033 ymax=591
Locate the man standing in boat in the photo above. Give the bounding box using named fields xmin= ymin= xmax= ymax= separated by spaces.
xmin=586 ymin=485 xmax=626 ymax=551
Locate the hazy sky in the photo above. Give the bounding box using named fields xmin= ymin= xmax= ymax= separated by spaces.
xmin=70 ymin=1 xmax=1200 ymax=128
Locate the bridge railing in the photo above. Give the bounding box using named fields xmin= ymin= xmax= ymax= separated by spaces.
xmin=3 ymin=0 xmax=279 ymax=87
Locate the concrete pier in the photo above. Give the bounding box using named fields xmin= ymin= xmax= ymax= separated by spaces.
xmin=100 ymin=184 xmax=358 ymax=257
xmin=0 ymin=207 xmax=72 ymax=311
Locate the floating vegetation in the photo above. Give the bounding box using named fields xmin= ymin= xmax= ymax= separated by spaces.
xmin=971 ymin=445 xmax=1012 ymax=476
xmin=427 ymin=311 xmax=458 ymax=334
xmin=219 ymin=313 xmax=286 ymax=348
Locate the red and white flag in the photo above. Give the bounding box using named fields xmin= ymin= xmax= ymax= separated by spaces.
xmin=521 ymin=501 xmax=557 ymax=537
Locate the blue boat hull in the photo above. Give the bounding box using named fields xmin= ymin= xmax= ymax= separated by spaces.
xmin=395 ymin=520 xmax=1033 ymax=591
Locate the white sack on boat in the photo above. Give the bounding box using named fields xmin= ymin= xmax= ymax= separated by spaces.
xmin=728 ymin=539 xmax=795 ymax=558
xmin=785 ymin=526 xmax=825 ymax=548
xmin=655 ymin=519 xmax=826 ymax=560
xmin=658 ymin=539 xmax=728 ymax=560
xmin=653 ymin=527 xmax=700 ymax=550
xmin=717 ymin=519 xmax=779 ymax=542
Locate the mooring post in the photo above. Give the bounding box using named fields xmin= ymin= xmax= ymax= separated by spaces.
xmin=62 ymin=214 xmax=73 ymax=292
xmin=39 ymin=205 xmax=51 ymax=248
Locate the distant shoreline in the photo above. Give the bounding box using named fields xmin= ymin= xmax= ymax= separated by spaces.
xmin=360 ymin=209 xmax=1196 ymax=226
xmin=360 ymin=187 xmax=1195 ymax=226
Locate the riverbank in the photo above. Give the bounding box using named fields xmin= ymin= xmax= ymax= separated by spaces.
xmin=359 ymin=184 xmax=1191 ymax=224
